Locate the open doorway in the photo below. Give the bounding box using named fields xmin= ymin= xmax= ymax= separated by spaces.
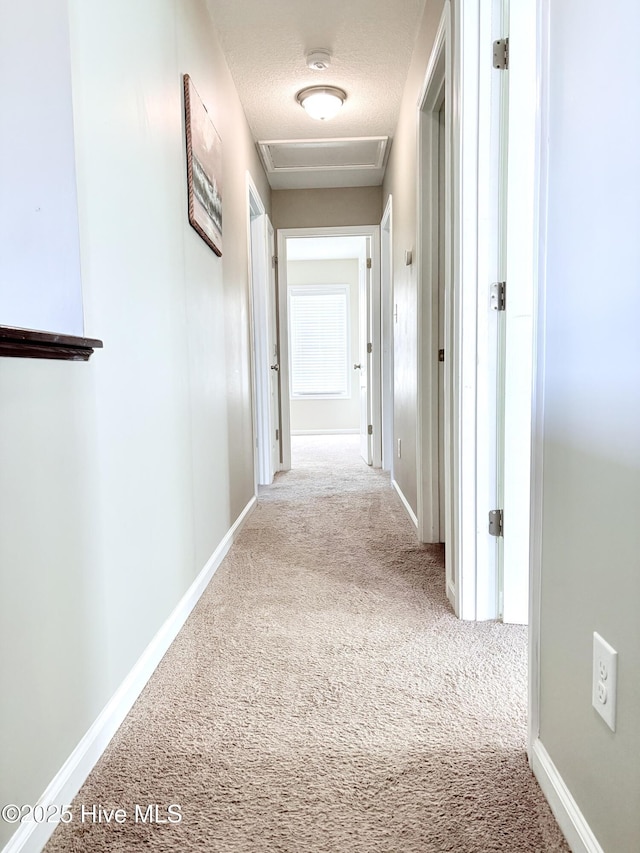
xmin=276 ymin=226 xmax=381 ymax=472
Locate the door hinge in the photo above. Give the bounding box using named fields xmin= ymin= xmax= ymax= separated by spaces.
xmin=489 ymin=509 xmax=504 ymax=537
xmin=367 ymin=424 xmax=373 ymax=435
xmin=438 ymin=348 xmax=445 ymax=362
xmin=366 ymin=257 xmax=372 ymax=269
xmin=490 ymin=281 xmax=506 ymax=311
xmin=275 ymin=428 xmax=279 ymax=441
xmin=367 ymin=342 xmax=372 ymax=354
xmin=493 ymin=38 xmax=509 ymax=70
xmin=272 ymin=255 xmax=278 ymax=268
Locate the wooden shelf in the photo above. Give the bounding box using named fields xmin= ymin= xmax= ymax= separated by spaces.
xmin=0 ymin=326 xmax=103 ymax=361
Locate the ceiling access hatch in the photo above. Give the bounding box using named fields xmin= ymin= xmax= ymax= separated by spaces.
xmin=257 ymin=137 xmax=389 ymax=175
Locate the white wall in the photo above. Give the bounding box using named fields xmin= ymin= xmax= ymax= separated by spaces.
xmin=0 ymin=1 xmax=269 ymax=847
xmin=382 ymin=0 xmax=445 ymax=514
xmin=288 ymin=259 xmax=360 ymax=433
xmin=536 ymin=0 xmax=640 ymax=849
xmin=0 ymin=0 xmax=84 ymax=335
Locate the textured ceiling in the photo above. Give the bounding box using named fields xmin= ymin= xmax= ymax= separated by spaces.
xmin=205 ymin=0 xmax=427 ymax=187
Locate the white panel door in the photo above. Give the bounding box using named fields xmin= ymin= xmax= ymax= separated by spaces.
xmin=497 ymin=0 xmax=536 ymax=624
xmin=380 ymin=202 xmax=394 ymax=473
xmin=266 ymin=219 xmax=280 ymax=478
xmin=358 ymin=251 xmax=372 ymax=465
xmin=250 ymin=212 xmax=270 ymax=486
xmin=437 ymin=100 xmax=447 ymax=543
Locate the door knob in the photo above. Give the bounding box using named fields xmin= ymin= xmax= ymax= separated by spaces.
xmin=353 ymin=363 xmax=362 ymax=370
xmin=270 ymin=363 xmax=280 ymax=371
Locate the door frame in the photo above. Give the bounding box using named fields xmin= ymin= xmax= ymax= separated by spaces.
xmin=418 ymin=0 xmax=508 ymax=620
xmin=427 ymin=0 xmax=509 ymax=621
xmin=501 ymin=0 xmax=537 ymax=627
xmin=246 ymin=173 xmax=278 ymax=487
xmin=448 ymin=0 xmax=544 ymax=766
xmin=358 ymin=250 xmax=373 ymax=465
xmin=416 ymin=1 xmax=454 ymax=581
xmin=265 ymin=217 xmax=280 ymax=475
xmin=276 ymin=225 xmax=381 ymax=471
xmin=380 ymin=196 xmax=394 ymax=474
xmin=451 ymin=0 xmax=488 ymax=621
xmin=508 ymin=0 xmax=547 ymax=763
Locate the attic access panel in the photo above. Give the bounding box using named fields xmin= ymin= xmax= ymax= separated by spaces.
xmin=258 ymin=137 xmax=389 ymax=174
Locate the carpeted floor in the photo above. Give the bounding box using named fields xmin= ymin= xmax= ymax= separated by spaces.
xmin=45 ymin=435 xmax=569 ymax=852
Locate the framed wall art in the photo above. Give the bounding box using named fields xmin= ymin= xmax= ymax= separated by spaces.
xmin=183 ymin=73 xmax=222 ymax=256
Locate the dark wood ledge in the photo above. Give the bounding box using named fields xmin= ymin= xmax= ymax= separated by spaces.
xmin=0 ymin=326 xmax=103 ymax=361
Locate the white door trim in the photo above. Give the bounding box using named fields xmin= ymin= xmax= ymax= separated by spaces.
xmin=265 ymin=217 xmax=281 ymax=475
xmin=447 ymin=0 xmax=542 ymax=627
xmin=276 ymin=225 xmax=381 ymax=471
xmin=246 ymin=173 xmax=273 ymax=487
xmin=451 ymin=0 xmax=480 ymax=620
xmin=446 ymin=0 xmax=504 ymax=621
xmin=527 ymin=0 xmax=550 ymax=762
xmin=501 ymin=0 xmax=538 ymax=626
xmin=246 ymin=174 xmax=263 ymax=491
xmin=380 ymin=196 xmax=394 ymax=475
xmin=473 ymin=0 xmax=505 ymax=622
xmin=369 ymin=232 xmax=382 ymax=469
xmin=446 ymin=0 xmax=493 ymax=620
xmin=416 ymin=1 xmax=452 ymax=559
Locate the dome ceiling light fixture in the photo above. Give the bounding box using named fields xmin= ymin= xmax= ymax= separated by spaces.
xmin=296 ymin=86 xmax=347 ymax=121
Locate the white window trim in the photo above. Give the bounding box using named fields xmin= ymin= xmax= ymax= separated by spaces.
xmin=288 ymin=283 xmax=352 ymax=401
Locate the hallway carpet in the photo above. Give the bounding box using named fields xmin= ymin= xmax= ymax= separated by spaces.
xmin=46 ymin=436 xmax=568 ymax=853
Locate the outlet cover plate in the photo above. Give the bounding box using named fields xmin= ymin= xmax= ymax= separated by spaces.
xmin=592 ymin=632 xmax=618 ymax=732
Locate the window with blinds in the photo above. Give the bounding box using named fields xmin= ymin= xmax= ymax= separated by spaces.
xmin=288 ymin=284 xmax=350 ymax=398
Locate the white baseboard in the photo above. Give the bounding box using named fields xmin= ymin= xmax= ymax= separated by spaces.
xmin=291 ymin=429 xmax=359 ymax=435
xmin=391 ymin=478 xmax=418 ymax=530
xmin=2 ymin=496 xmax=257 ymax=853
xmin=446 ymin=579 xmax=456 ymax=610
xmin=530 ymin=738 xmax=603 ymax=853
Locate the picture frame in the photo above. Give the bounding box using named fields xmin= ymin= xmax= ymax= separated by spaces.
xmin=183 ymin=73 xmax=222 ymax=257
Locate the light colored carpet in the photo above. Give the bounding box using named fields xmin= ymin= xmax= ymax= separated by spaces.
xmin=45 ymin=435 xmax=569 ymax=852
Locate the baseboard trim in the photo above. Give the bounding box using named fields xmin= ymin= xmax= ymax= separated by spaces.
xmin=446 ymin=579 xmax=456 ymax=610
xmin=291 ymin=429 xmax=359 ymax=435
xmin=2 ymin=495 xmax=257 ymax=853
xmin=391 ymin=478 xmax=418 ymax=530
xmin=530 ymin=738 xmax=603 ymax=853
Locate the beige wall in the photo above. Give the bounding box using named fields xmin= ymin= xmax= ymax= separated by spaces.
xmin=536 ymin=1 xmax=640 ymax=849
xmin=272 ymin=186 xmax=382 ymax=230
xmin=0 ymin=0 xmax=269 ymax=844
xmin=287 ymin=259 xmax=360 ymax=433
xmin=382 ymin=0 xmax=445 ymax=511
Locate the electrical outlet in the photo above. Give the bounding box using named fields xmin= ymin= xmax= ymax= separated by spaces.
xmin=397 ymin=438 xmax=402 ymax=459
xmin=592 ymin=632 xmax=618 ymax=732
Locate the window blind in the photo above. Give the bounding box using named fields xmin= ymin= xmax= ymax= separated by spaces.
xmin=288 ymin=285 xmax=350 ymax=398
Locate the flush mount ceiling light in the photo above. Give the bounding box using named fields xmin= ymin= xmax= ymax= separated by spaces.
xmin=296 ymin=86 xmax=347 ymax=121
